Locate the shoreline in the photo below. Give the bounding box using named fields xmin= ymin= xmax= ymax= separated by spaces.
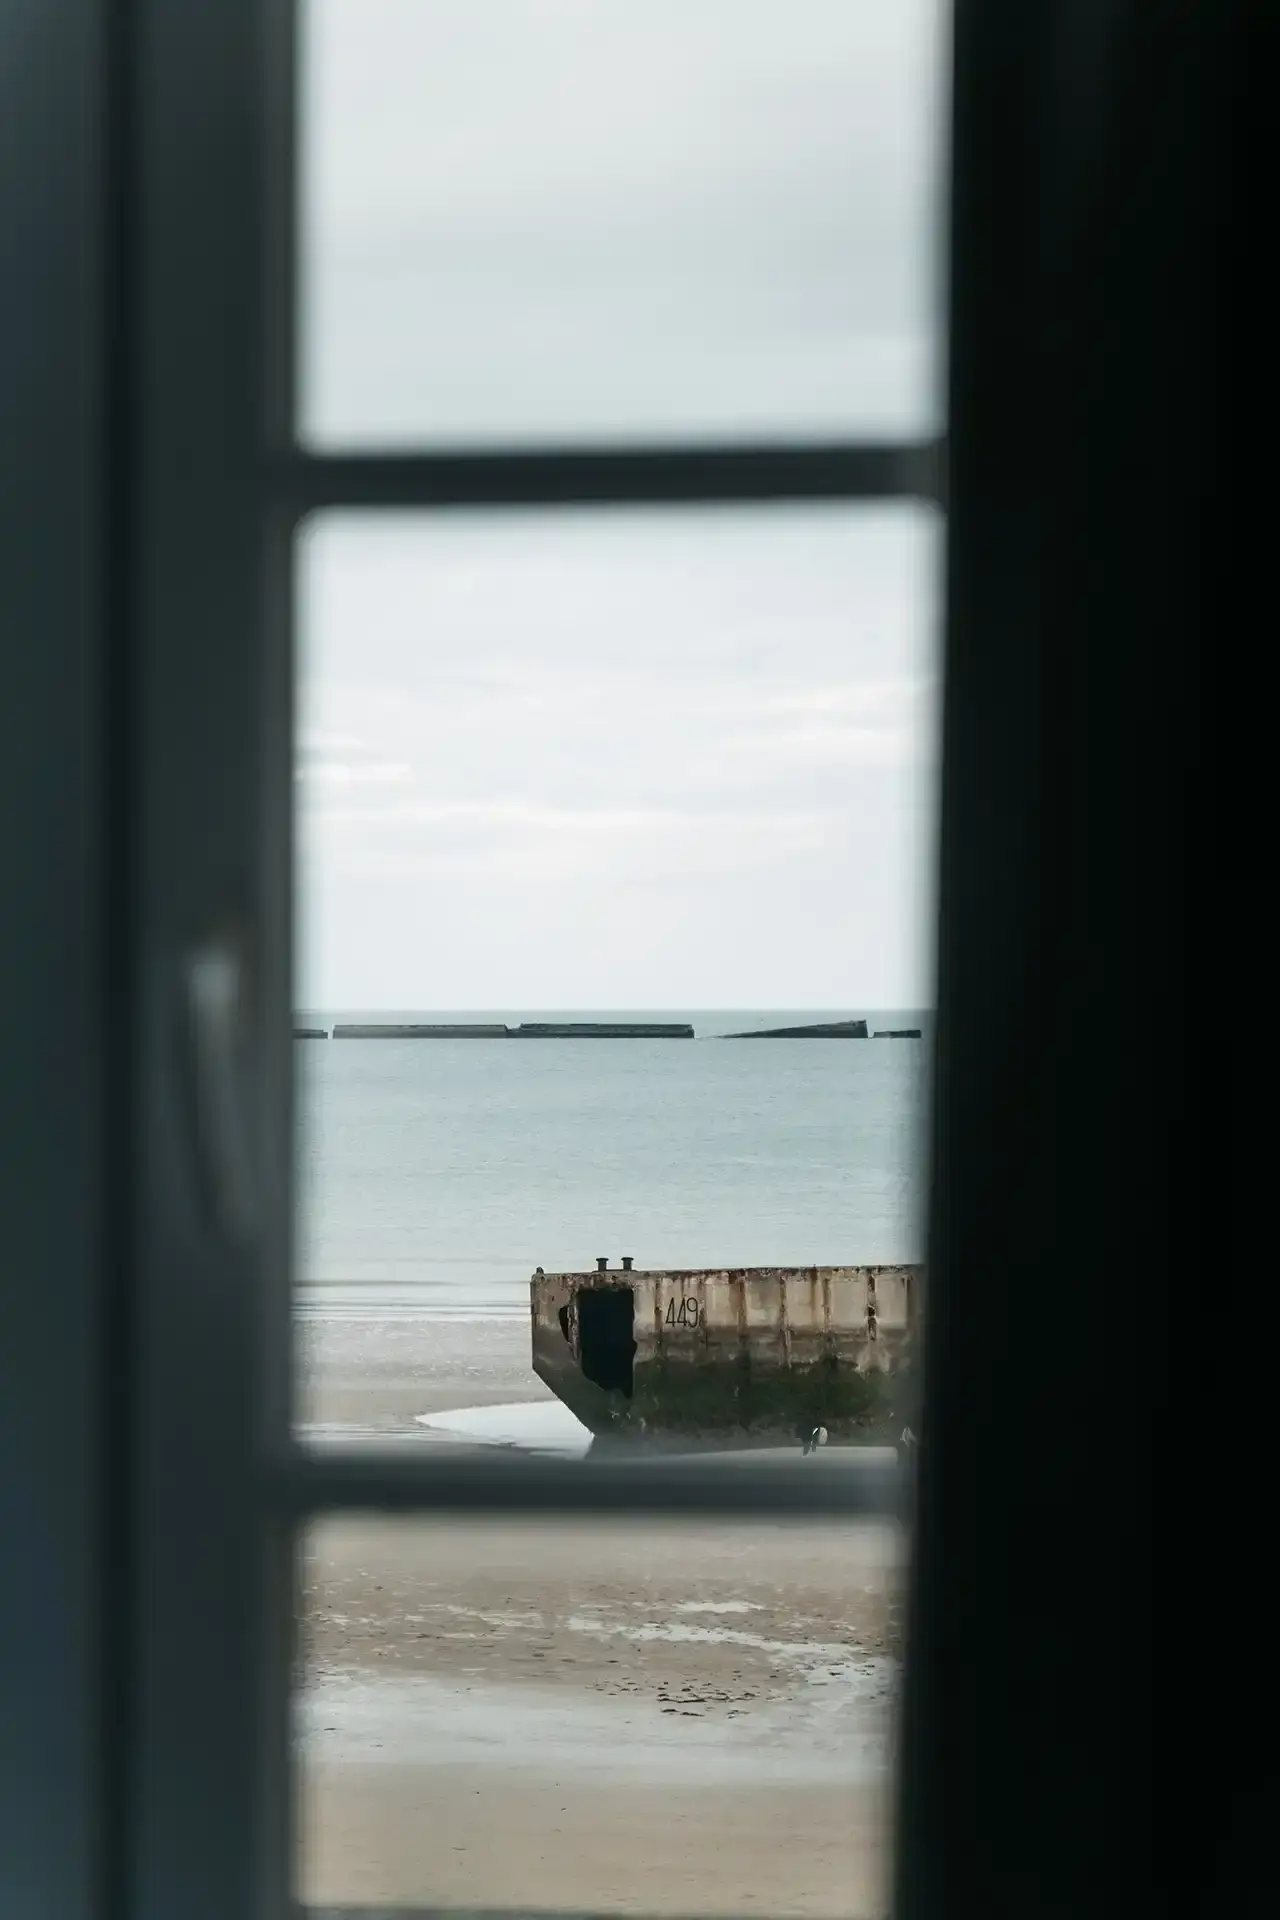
xmin=297 ymin=1307 xmax=904 ymax=1916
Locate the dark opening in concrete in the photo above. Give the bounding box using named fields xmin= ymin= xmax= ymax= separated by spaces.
xmin=577 ymin=1285 xmax=636 ymax=1398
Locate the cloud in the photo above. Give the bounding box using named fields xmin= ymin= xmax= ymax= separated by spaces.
xmin=767 ymin=676 xmax=932 ymax=719
xmin=296 ymin=445 xmax=941 ymax=1007
xmin=297 ymin=727 xmax=368 ymax=754
xmin=302 ymin=0 xmax=945 ymax=442
xmin=303 ymin=797 xmax=831 ymax=852
xmin=295 ymin=760 xmax=413 ymax=788
xmin=293 ymin=2 xmax=946 ymax=1004
xmin=304 ymin=812 xmax=834 ymax=891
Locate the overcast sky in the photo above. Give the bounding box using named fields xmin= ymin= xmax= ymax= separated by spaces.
xmin=297 ymin=1 xmax=947 ymax=1008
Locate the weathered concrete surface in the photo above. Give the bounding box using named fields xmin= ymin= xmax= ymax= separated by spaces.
xmin=723 ymin=1020 xmax=869 ymax=1039
xmin=532 ymin=1265 xmax=919 ymax=1445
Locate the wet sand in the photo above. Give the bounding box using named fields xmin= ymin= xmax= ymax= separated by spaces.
xmin=298 ymin=1303 xmax=542 ymax=1433
xmin=298 ymin=1312 xmax=904 ymax=1916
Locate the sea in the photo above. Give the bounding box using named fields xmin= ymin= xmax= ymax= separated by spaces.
xmin=296 ymin=1010 xmax=931 ymax=1323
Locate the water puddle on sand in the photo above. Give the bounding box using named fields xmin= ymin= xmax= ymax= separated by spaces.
xmin=298 ymin=1670 xmax=888 ymax=1785
xmin=414 ymin=1399 xmax=591 ymax=1453
xmin=408 ymin=1399 xmax=904 ymax=1467
xmin=563 ymin=1615 xmax=897 ymax=1715
xmin=567 ymin=1613 xmax=870 ymax=1661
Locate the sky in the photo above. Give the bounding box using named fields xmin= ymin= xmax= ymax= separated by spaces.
xmin=297 ymin=0 xmax=947 ymax=1009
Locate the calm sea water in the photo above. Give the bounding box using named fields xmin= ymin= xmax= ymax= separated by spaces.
xmin=296 ymin=1011 xmax=930 ymax=1320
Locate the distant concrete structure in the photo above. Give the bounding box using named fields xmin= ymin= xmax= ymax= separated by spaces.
xmin=723 ymin=1019 xmax=869 ymax=1039
xmin=293 ymin=1027 xmax=329 ymax=1039
xmin=331 ymin=1023 xmax=510 ymax=1038
xmin=532 ymin=1263 xmax=920 ymax=1446
xmin=511 ymin=1022 xmax=693 ymax=1039
xmin=873 ymin=1029 xmax=923 ymax=1039
xmin=331 ymin=1021 xmax=694 ymax=1039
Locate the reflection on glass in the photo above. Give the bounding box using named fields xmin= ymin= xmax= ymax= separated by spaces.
xmin=297 ymin=1517 xmax=905 ymax=1916
xmin=301 ymin=0 xmax=947 ymax=445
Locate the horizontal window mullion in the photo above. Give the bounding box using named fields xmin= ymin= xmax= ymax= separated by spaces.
xmin=273 ymin=440 xmax=944 ymax=515
xmin=273 ymin=1450 xmax=904 ymax=1520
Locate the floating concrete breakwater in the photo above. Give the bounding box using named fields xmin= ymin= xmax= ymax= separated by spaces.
xmin=330 ymin=1023 xmax=509 ymax=1038
xmin=296 ymin=1017 xmax=922 ymax=1040
xmin=723 ymin=1018 xmax=870 ymax=1039
xmin=532 ymin=1261 xmax=920 ymax=1446
xmin=512 ymin=1021 xmax=694 ymax=1038
xmin=326 ymin=1021 xmax=696 ymax=1039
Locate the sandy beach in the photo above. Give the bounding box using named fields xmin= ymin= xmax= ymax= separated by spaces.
xmin=298 ymin=1303 xmax=905 ymax=1916
xmin=298 ymin=1302 xmax=543 ymax=1435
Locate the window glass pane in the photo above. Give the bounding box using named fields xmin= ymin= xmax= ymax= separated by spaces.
xmin=293 ymin=503 xmax=936 ymax=1909
xmin=301 ymin=0 xmax=948 ymax=446
xmin=297 ymin=1514 xmax=905 ymax=1915
xmin=295 ymin=505 xmax=938 ymax=1437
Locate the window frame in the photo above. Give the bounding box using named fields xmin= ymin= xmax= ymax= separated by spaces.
xmin=105 ymin=4 xmax=945 ymax=1914
xmin=17 ymin=1 xmax=1242 ymax=1917
xmin=1 ymin=4 xmax=118 ymax=1915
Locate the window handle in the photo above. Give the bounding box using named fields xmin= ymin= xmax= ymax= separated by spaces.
xmin=184 ymin=930 xmax=259 ymax=1243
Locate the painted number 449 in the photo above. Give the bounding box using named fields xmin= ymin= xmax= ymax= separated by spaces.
xmin=664 ymin=1296 xmax=700 ymax=1329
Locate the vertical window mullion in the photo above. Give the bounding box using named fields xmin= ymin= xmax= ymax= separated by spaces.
xmin=0 ymin=4 xmax=115 ymax=1917
xmin=128 ymin=2 xmax=293 ymax=1916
